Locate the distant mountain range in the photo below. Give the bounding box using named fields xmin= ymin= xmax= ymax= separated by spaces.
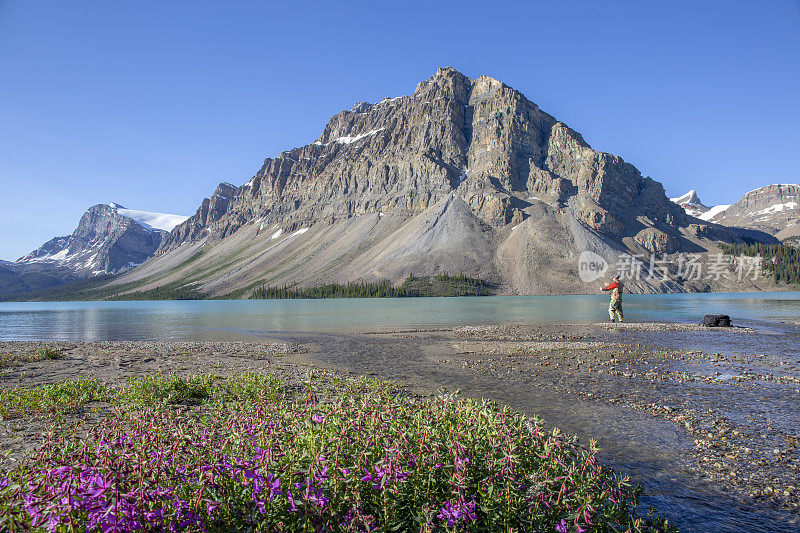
xmin=3 ymin=67 xmax=796 ymax=300
xmin=0 ymin=204 xmax=187 ymax=298
xmin=670 ymin=184 xmax=799 ymax=243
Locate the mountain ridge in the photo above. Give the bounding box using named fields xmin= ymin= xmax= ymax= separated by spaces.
xmin=5 ymin=68 xmax=791 ymax=300
xmin=159 ymin=67 xmax=692 ymax=254
xmin=13 ymin=203 xmax=188 ymax=281
xmin=671 ymin=184 xmax=799 ymax=242
xmin=104 ymin=67 xmax=778 ymax=297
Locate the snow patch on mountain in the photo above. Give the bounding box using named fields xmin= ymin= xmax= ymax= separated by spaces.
xmin=749 ymin=202 xmax=799 ymax=217
xmin=698 ymin=204 xmax=731 ymax=221
xmin=110 ymin=204 xmax=189 ymax=232
xmin=670 ymin=190 xmax=700 ymax=204
xmin=334 ymin=128 xmax=385 ymax=145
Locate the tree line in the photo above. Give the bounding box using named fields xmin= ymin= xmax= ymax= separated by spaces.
xmin=720 ymin=242 xmax=800 ymax=285
xmin=251 ymin=273 xmax=495 ymax=299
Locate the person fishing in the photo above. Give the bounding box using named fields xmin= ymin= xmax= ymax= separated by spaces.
xmin=601 ymin=275 xmax=623 ymax=322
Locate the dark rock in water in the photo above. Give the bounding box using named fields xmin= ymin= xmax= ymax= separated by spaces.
xmin=702 ymin=314 xmax=731 ymax=327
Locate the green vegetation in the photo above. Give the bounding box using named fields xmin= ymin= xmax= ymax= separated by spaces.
xmin=0 ymin=373 xmax=674 ymax=532
xmin=401 ymin=272 xmax=495 ymax=297
xmin=0 ymin=274 xmax=118 ymax=302
xmin=0 ymin=272 xmax=205 ymax=302
xmin=0 ymin=345 xmax=63 ymax=369
xmin=0 ymin=246 xmax=211 ymax=302
xmin=0 ymin=376 xmax=108 ymax=419
xmin=252 ymin=273 xmax=495 ymax=299
xmin=720 ymin=242 xmax=800 ymax=285
xmin=0 ymin=373 xmax=289 ymax=420
xmin=119 ymin=372 xmax=285 ymax=406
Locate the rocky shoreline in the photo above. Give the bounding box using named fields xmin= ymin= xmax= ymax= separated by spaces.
xmin=446 ymin=325 xmax=799 ymax=511
xmin=1 ymin=321 xmax=799 ymax=530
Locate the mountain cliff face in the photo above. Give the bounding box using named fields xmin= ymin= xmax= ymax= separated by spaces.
xmin=17 ymin=204 xmax=188 ymax=277
xmin=695 ymin=184 xmax=800 ymax=242
xmin=111 ymin=68 xmax=777 ymax=297
xmin=161 ymin=68 xmax=690 ymax=255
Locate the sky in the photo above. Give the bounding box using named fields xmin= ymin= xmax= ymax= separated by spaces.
xmin=1 ymin=1 xmax=799 ymax=261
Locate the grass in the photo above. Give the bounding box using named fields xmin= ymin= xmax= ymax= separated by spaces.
xmin=118 ymin=373 xmax=286 ymax=406
xmin=108 ymin=278 xmax=205 ymax=301
xmin=0 ymin=376 xmax=108 ymax=420
xmin=0 ymin=373 xmax=676 ymax=532
xmin=0 ymin=373 xmax=288 ymax=420
xmin=0 ymin=346 xmax=64 ymax=369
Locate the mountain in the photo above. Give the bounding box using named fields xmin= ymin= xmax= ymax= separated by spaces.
xmin=103 ymin=67 xmax=776 ymax=298
xmin=695 ymin=184 xmax=800 ymax=242
xmin=0 ymin=261 xmax=80 ymax=297
xmin=670 ymin=190 xmax=709 ymax=217
xmin=15 ymin=203 xmax=188 ymax=278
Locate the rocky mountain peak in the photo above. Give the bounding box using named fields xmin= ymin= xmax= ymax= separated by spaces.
xmin=156 ymin=66 xmax=695 ymax=258
xmin=670 ymin=190 xmax=709 ymax=217
xmin=17 ymin=203 xmax=187 ymax=277
xmin=413 ymin=66 xmax=472 ymax=103
xmin=103 ymin=66 xmax=788 ymax=299
xmin=672 ymin=190 xmax=702 ymax=205
xmin=738 ymin=184 xmax=799 ymax=206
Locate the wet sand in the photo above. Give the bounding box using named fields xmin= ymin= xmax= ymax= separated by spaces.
xmin=1 ymin=321 xmax=799 ymax=532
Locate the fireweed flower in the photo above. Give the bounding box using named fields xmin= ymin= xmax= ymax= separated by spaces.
xmin=437 ymin=498 xmax=478 ymax=527
xmin=0 ymin=375 xmax=671 ymax=532
xmin=286 ymin=490 xmax=298 ymax=513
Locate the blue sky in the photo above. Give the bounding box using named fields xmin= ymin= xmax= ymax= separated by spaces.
xmin=1 ymin=0 xmax=799 ymax=261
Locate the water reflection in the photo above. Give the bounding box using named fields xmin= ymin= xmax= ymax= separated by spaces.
xmin=0 ymin=292 xmax=799 ymax=341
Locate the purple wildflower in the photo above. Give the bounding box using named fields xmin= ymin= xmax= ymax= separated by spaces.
xmin=287 ymin=490 xmax=297 ymax=512
xmin=437 ymin=498 xmax=478 ymax=527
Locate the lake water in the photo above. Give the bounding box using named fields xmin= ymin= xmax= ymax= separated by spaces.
xmin=0 ymin=292 xmax=799 ymax=340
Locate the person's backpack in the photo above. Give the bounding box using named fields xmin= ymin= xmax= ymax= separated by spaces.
xmin=701 ymin=314 xmax=731 ymax=327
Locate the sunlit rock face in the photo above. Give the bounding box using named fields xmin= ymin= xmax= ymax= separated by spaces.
xmin=699 ymin=184 xmax=800 ymax=241
xmin=160 ymin=67 xmax=689 ymax=254
xmin=116 ymin=67 xmax=776 ymax=297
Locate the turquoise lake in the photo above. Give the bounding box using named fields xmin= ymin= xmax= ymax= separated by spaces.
xmin=0 ymin=292 xmax=798 ymax=340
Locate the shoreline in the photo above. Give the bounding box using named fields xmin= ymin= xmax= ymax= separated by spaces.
xmin=2 ymin=321 xmax=799 ymax=530
xmin=2 ymin=286 xmax=799 ymax=304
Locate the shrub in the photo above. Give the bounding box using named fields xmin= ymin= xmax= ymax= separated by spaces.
xmin=0 ymin=376 xmax=674 ymax=532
